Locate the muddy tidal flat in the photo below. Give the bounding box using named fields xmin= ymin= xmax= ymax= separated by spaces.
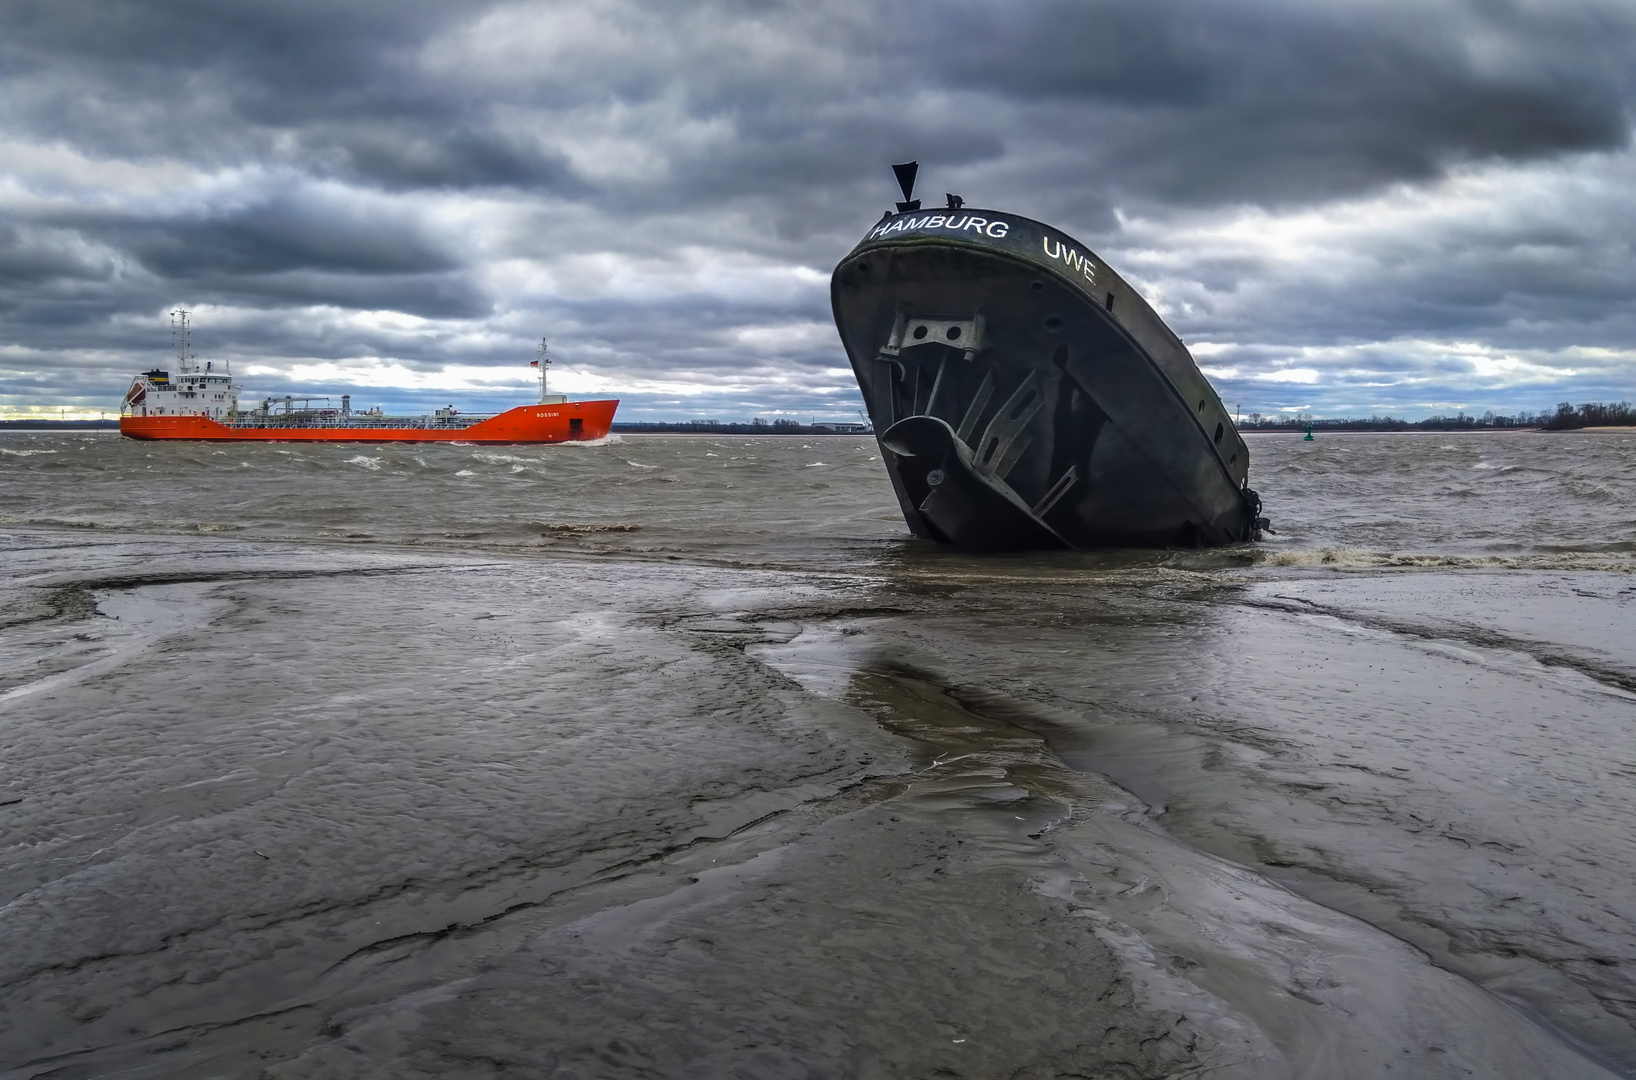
xmin=3 ymin=430 xmax=1636 ymax=1078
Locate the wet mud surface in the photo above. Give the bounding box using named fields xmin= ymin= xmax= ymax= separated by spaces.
xmin=4 ymin=431 xmax=1636 ymax=1077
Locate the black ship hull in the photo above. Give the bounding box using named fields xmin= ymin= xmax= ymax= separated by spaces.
xmin=831 ymin=208 xmax=1261 ymax=552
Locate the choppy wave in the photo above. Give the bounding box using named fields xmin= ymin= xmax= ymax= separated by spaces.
xmin=535 ymin=522 xmax=642 ymax=535
xmin=3 ymin=430 xmax=1636 ymax=577
xmin=1237 ymin=545 xmax=1636 ymax=574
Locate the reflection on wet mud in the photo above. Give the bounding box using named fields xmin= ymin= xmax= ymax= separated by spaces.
xmin=782 ymin=576 xmax=1636 ymax=1075
xmin=749 ymin=629 xmax=1629 ymax=1079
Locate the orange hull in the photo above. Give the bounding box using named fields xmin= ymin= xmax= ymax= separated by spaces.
xmin=120 ymin=399 xmax=619 ymax=443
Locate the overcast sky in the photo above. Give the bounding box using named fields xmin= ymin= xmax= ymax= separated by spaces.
xmin=3 ymin=0 xmax=1634 ymax=420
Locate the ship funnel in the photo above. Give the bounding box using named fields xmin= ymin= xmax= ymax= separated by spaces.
xmin=892 ymin=161 xmax=920 ymax=212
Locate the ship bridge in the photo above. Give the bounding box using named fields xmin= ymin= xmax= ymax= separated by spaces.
xmin=121 ymin=310 xmax=240 ymax=421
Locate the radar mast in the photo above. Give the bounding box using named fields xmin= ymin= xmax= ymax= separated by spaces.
xmin=171 ymin=309 xmax=197 ymax=374
xmin=537 ymin=339 xmax=567 ymax=404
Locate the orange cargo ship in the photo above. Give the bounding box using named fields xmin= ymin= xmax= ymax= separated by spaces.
xmin=120 ymin=313 xmax=617 ymax=444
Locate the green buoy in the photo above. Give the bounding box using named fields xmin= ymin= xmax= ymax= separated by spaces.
xmin=1303 ymin=421 xmax=1314 ymax=441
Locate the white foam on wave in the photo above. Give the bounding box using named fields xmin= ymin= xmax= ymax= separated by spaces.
xmin=805 ymin=462 xmax=827 ymax=467
xmin=1241 ymin=545 xmax=1636 ymax=573
xmin=347 ymin=455 xmax=383 ymax=471
xmin=626 ymin=460 xmax=659 ymax=469
xmin=0 ymin=448 xmax=58 ymax=456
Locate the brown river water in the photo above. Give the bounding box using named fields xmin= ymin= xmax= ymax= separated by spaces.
xmin=2 ymin=429 xmax=1636 ymax=1078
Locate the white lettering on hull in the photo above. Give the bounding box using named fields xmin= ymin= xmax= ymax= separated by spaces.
xmin=867 ymin=215 xmax=1011 ymax=241
xmin=1041 ymin=236 xmax=1097 ymax=285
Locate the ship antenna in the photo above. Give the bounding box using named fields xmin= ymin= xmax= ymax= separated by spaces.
xmin=537 ymin=338 xmax=550 ymax=404
xmin=171 ymin=308 xmax=194 ymax=373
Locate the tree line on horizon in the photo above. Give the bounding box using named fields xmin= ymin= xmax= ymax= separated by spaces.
xmin=1235 ymin=401 xmax=1636 ymax=432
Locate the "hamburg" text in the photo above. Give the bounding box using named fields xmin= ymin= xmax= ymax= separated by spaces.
xmin=867 ymin=214 xmax=1011 ymax=241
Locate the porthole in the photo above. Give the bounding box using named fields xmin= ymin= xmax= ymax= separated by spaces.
xmin=946 ymin=326 xmax=961 ymax=340
xmin=1213 ymin=422 xmax=1225 ymax=445
xmin=1030 ymin=280 xmax=1045 ymax=292
xmin=1043 ymin=314 xmax=1065 ymax=333
xmin=912 ymin=325 xmax=928 ymax=340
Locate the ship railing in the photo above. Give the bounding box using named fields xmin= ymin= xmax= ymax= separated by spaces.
xmin=117 ymin=409 xmax=510 ymax=429
xmin=218 ymin=414 xmax=502 ymax=430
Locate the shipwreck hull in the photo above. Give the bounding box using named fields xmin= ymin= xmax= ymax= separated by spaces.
xmin=832 ymin=209 xmax=1259 ymax=551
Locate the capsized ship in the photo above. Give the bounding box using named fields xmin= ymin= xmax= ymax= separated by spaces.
xmin=119 ymin=313 xmax=617 ymax=444
xmin=831 ymin=164 xmax=1266 ymax=551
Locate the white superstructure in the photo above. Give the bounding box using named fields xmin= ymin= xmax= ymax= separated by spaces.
xmin=122 ymin=309 xmax=240 ymax=419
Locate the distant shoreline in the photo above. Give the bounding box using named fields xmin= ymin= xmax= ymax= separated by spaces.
xmin=7 ymin=419 xmax=1635 ymax=436
xmin=1241 ymin=426 xmax=1636 ymax=434
xmin=1240 ymin=427 xmax=1540 ymax=435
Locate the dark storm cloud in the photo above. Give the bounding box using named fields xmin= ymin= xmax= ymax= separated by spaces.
xmin=13 ymin=0 xmax=1630 ymax=204
xmin=313 ymin=126 xmax=585 ymax=192
xmin=3 ymin=0 xmax=1635 ymax=418
xmin=1 ymin=184 xmax=483 ymax=326
xmin=0 ymin=221 xmax=113 ymax=286
xmin=1 ymin=0 xmax=462 ymax=120
xmin=932 ymin=0 xmax=1635 ymax=205
xmin=110 ymin=194 xmax=460 ymax=278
